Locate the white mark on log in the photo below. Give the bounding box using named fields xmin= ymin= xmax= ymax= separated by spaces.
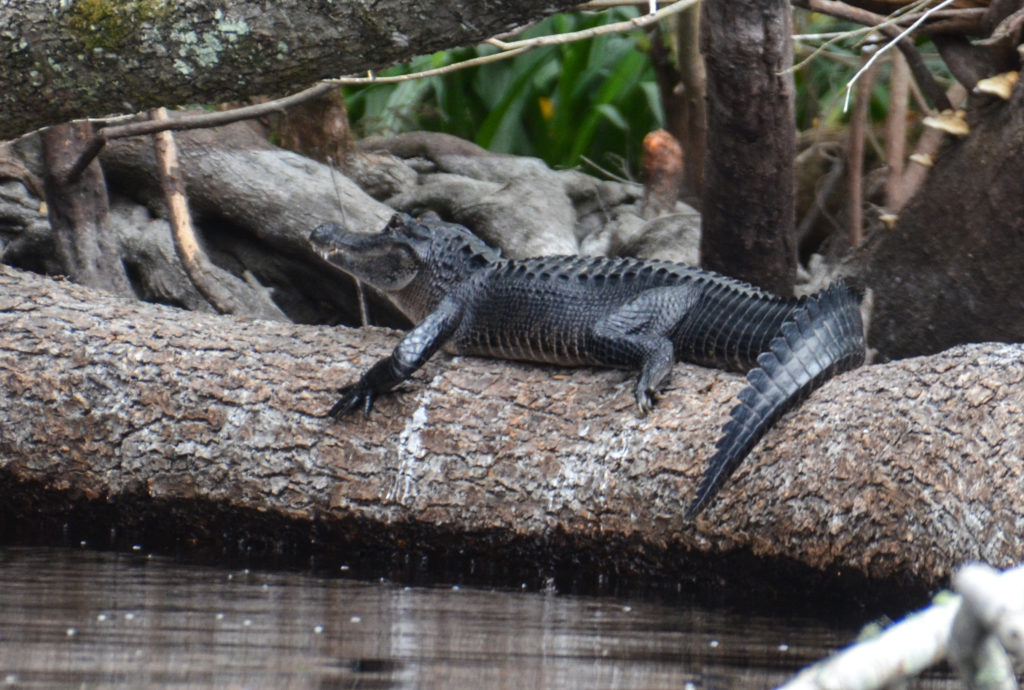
xmin=268 ymin=475 xmax=289 ymax=495
xmin=549 ymin=418 xmax=647 ymax=515
xmin=399 ymin=399 xmax=429 ymax=459
xmin=227 ymin=406 xmax=248 ymax=428
xmin=388 ymin=374 xmax=441 ymax=505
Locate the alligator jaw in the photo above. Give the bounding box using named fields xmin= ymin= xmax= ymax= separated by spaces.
xmin=308 ymin=223 xmax=420 ymax=292
xmin=309 ymin=223 xmax=389 ymax=264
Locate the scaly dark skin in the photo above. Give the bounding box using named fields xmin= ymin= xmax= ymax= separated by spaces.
xmin=310 ymin=213 xmax=865 ymax=517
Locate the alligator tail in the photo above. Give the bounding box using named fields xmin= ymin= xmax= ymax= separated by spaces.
xmin=685 ymin=282 xmax=865 ymax=518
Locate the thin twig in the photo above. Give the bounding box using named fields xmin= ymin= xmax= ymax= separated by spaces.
xmin=847 ymin=51 xmax=879 ymax=247
xmin=796 ymin=0 xmax=896 ymax=25
xmin=489 ymin=0 xmax=695 ymax=50
xmin=331 ymin=47 xmax=530 ymax=86
xmin=794 ymin=31 xmax=868 ymax=41
xmin=574 ymin=0 xmax=674 ymax=10
xmin=794 ymin=0 xmax=982 ymax=34
xmin=842 ymin=0 xmax=958 ymax=112
xmin=579 ymin=155 xmax=637 ymax=185
xmin=789 ymin=0 xmax=927 ymax=74
xmin=789 ymin=23 xmax=877 ymax=74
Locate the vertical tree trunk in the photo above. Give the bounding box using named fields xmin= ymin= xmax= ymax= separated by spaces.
xmin=699 ymin=0 xmax=797 ymax=295
xmin=675 ymin=3 xmax=707 ymax=203
xmin=884 ymin=52 xmax=911 ymax=211
xmin=41 ymin=121 xmax=134 ymax=296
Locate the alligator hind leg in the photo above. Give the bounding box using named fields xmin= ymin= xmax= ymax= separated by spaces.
xmin=591 ymin=287 xmax=698 ymax=413
xmin=590 ymin=327 xmax=674 ymax=413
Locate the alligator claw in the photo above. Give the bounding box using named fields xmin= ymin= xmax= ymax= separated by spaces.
xmin=327 ymin=380 xmax=377 ymax=419
xmin=635 ymin=387 xmax=657 ymax=415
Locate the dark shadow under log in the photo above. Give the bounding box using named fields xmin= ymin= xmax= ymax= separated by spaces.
xmin=1 ymin=264 xmax=1022 ymax=591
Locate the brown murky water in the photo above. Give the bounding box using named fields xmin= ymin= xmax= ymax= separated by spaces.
xmin=0 ymin=546 xmax=956 ymax=688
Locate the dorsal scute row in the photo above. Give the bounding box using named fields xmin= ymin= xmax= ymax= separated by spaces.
xmin=493 ymin=254 xmax=782 ymax=301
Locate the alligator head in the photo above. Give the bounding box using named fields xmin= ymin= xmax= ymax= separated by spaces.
xmin=310 ymin=212 xmax=500 ymax=320
xmin=310 ymin=213 xmax=431 ymax=291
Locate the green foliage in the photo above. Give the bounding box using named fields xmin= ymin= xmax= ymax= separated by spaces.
xmin=344 ymin=9 xmax=953 ymax=178
xmin=343 ymin=8 xmax=663 ymax=175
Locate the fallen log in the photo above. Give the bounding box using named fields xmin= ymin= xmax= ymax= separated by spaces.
xmin=1 ymin=263 xmax=1021 ymax=589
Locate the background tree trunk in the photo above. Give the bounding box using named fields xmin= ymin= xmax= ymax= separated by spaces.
xmin=699 ymin=0 xmax=798 ymax=294
xmin=0 ymin=0 xmax=580 ymax=139
xmin=41 ymin=122 xmax=133 ymax=296
xmin=2 ymin=263 xmax=1022 ymax=588
xmin=847 ymin=83 xmax=1024 ymax=360
xmin=675 ymin=4 xmax=707 ymax=204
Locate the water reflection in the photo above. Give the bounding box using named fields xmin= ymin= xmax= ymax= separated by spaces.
xmin=0 ymin=547 xmax=952 ymax=688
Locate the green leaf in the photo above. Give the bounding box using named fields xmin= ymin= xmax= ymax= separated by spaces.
xmin=596 ymin=103 xmax=628 ymax=131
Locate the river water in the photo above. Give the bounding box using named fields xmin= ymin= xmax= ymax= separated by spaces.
xmin=0 ymin=546 xmax=958 ymax=688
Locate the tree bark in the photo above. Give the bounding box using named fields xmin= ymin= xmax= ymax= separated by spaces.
xmin=700 ymin=0 xmax=798 ymax=294
xmin=0 ymin=0 xmax=580 ymax=140
xmin=2 ymin=263 xmax=1022 ymax=588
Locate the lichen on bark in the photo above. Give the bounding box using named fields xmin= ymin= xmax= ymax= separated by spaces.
xmin=64 ymin=0 xmax=173 ymax=53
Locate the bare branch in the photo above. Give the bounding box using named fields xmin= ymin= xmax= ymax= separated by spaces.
xmin=153 ymin=108 xmax=232 ymax=315
xmin=847 ymin=51 xmax=878 ymax=247
xmin=793 ymin=0 xmax=985 ymax=35
xmin=782 ymin=563 xmax=1024 ymax=689
xmin=330 ymin=47 xmax=530 ymax=87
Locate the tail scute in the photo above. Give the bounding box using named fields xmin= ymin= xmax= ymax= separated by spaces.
xmin=686 ymin=282 xmax=865 ymax=518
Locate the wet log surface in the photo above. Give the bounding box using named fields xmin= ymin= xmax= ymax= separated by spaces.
xmin=1 ymin=264 xmax=1022 ymax=593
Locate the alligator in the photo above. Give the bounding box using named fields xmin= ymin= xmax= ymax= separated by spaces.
xmin=309 ymin=213 xmax=866 ymax=517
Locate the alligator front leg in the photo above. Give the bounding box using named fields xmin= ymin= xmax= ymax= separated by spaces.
xmin=328 ymin=295 xmax=464 ymax=418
